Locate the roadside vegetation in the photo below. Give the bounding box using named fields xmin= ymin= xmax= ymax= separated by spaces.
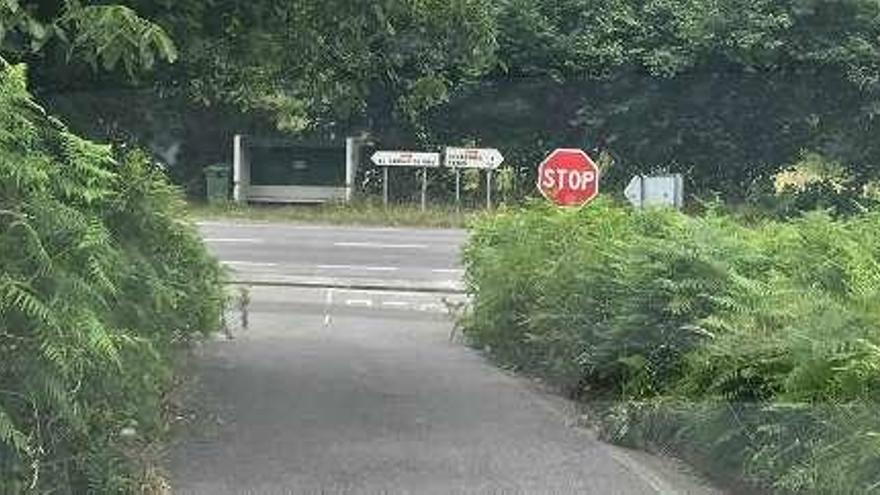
xmin=0 ymin=61 xmax=224 ymax=492
xmin=460 ymin=190 xmax=880 ymax=493
xmin=187 ymin=201 xmax=473 ymax=229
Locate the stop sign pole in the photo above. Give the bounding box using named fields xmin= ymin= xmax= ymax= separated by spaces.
xmin=537 ymin=148 xmax=600 ymax=208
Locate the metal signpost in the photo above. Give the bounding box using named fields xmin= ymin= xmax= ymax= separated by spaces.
xmin=445 ymin=147 xmax=504 ymax=209
xmin=370 ymin=151 xmax=441 ymax=210
xmin=624 ymin=174 xmax=684 ymax=209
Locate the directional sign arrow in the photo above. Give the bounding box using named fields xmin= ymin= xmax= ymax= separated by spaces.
xmin=445 ymin=147 xmax=504 ymax=169
xmin=624 ymin=175 xmax=643 ymax=207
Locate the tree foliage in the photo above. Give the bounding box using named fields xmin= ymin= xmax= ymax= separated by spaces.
xmin=130 ymin=0 xmax=497 ymax=135
xmin=434 ymin=0 xmax=880 ymax=199
xmin=10 ymin=0 xmax=880 ymax=202
xmin=1 ymin=0 xmax=177 ymax=74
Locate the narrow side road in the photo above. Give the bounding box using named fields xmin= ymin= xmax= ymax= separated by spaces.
xmin=169 ymin=222 xmax=720 ymax=494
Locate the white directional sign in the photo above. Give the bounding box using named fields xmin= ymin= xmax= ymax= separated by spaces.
xmin=624 ymin=174 xmax=684 ymax=209
xmin=371 ymin=151 xmax=441 ymax=168
xmin=445 ymin=147 xmax=504 ymax=169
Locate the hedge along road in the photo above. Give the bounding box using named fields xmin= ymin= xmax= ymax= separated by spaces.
xmin=169 ymin=221 xmax=720 ymax=494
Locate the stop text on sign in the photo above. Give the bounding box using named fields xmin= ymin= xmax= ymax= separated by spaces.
xmin=539 ymin=169 xmax=596 ymax=191
xmin=536 ymin=148 xmax=600 ymax=208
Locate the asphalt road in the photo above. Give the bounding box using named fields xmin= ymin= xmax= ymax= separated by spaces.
xmin=169 ymin=222 xmax=719 ymax=494
xmin=198 ymin=221 xmax=467 ymax=291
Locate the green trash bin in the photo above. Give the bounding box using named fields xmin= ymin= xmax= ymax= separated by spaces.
xmin=204 ymin=164 xmax=230 ymax=203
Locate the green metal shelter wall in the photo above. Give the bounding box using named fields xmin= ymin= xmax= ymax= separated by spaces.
xmin=250 ymin=146 xmax=345 ymax=186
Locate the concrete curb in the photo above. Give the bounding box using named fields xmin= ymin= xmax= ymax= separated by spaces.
xmin=225 ymin=275 xmax=466 ymax=294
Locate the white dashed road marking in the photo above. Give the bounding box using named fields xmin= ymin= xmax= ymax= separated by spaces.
xmin=333 ymin=242 xmax=428 ymax=249
xmin=381 ymin=301 xmax=409 ymax=308
xmin=224 ymin=261 xmax=278 ymax=267
xmin=323 ymin=289 xmax=334 ymax=327
xmin=345 ymin=299 xmax=373 ymax=307
xmin=204 ymin=238 xmax=264 ymax=243
xmin=318 ymin=265 xmax=399 ymax=272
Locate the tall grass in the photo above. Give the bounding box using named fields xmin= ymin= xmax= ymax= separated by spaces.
xmin=461 ymin=198 xmax=880 ymax=493
xmin=187 ymin=200 xmax=474 ymax=228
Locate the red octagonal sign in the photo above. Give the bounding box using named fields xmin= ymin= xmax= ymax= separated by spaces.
xmin=537 ymin=148 xmax=600 ymax=208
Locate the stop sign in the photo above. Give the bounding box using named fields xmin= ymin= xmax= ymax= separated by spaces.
xmin=537 ymin=149 xmax=600 ymax=207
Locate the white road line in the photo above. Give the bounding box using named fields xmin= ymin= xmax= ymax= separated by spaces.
xmin=223 ymin=261 xmax=278 ymax=267
xmin=432 ymin=268 xmax=464 ymax=274
xmin=345 ymin=299 xmax=373 ymax=307
xmin=204 ymin=238 xmax=263 ymax=243
xmin=333 ymin=242 xmax=428 ymax=249
xmin=197 ymin=221 xmax=404 ymax=232
xmin=418 ymin=303 xmax=444 ymax=312
xmin=381 ymin=301 xmax=409 ymax=308
xmin=317 ymin=264 xmax=399 ymax=272
xmin=334 ymin=288 xmax=465 ymax=298
xmin=323 ymin=289 xmax=333 ymax=327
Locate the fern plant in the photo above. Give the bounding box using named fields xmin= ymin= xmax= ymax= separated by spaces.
xmin=462 ymin=192 xmax=880 ymax=493
xmin=0 ymin=59 xmax=223 ymax=492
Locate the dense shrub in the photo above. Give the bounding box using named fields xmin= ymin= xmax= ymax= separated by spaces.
xmin=462 ymin=198 xmax=880 ymax=493
xmin=0 ymin=61 xmax=224 ymax=492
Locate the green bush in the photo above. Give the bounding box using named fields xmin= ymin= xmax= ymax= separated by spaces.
xmin=0 ymin=62 xmax=224 ymax=492
xmin=462 ymin=199 xmax=880 ymax=493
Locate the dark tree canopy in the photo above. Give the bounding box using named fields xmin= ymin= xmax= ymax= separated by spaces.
xmin=5 ymin=0 xmax=880 ymax=199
